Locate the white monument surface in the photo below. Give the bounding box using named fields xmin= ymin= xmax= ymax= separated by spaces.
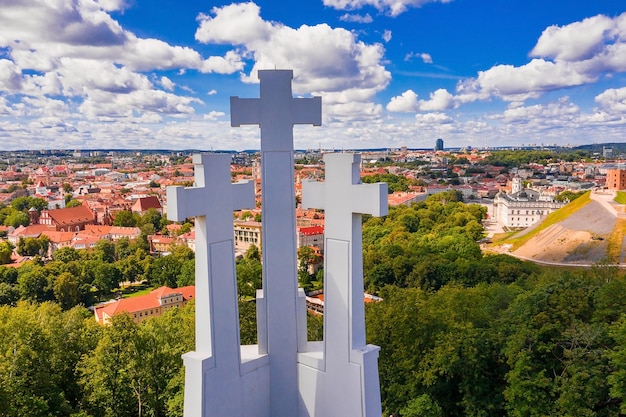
xmin=167 ymin=153 xmax=269 ymax=417
xmin=231 ymin=69 xmax=321 ymax=416
xmin=300 ymin=152 xmax=387 ymax=417
xmin=168 ymin=70 xmax=384 ymax=417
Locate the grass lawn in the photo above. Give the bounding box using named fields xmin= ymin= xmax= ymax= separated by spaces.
xmin=615 ymin=191 xmax=626 ymax=204
xmin=120 ymin=282 xmax=152 ymax=298
xmin=607 ymin=218 xmax=626 ymax=263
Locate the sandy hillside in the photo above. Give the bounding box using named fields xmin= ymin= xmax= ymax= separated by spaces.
xmin=512 ymin=199 xmax=617 ymax=264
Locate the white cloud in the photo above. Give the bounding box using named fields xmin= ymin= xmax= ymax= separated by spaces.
xmin=531 ymin=14 xmax=614 ymax=62
xmin=456 ymin=59 xmax=594 ymax=103
xmin=0 ymin=59 xmax=23 ymax=92
xmin=0 ymin=0 xmax=245 ymax=127
xmin=195 ymin=2 xmax=390 ymax=117
xmin=414 ymin=112 xmax=453 ymax=125
xmin=387 ymin=90 xmax=419 ymax=112
xmin=207 ymin=89 xmax=217 ymax=95
xmin=451 ymin=12 xmax=626 ymax=107
xmin=160 ymin=76 xmax=175 ymax=91
xmin=382 ymin=30 xmax=392 ymax=42
xmin=203 ymin=111 xmax=226 ymax=120
xmin=195 ymin=2 xmax=273 ymax=45
xmin=404 ymin=52 xmax=433 ymax=63
xmin=387 ymin=88 xmax=455 ymax=112
xmin=501 ymin=98 xmax=580 ymax=124
xmin=595 ymin=87 xmax=626 ymax=114
xmin=418 ymin=88 xmax=455 ymax=111
xmin=339 ymin=13 xmax=373 ymax=23
xmin=323 ymin=0 xmax=453 ymax=17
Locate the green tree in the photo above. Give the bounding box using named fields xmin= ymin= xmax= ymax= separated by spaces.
xmin=53 ymin=246 xmax=81 ymax=263
xmin=236 ymin=257 xmax=262 ymax=300
xmin=4 ymin=210 xmax=29 ymax=227
xmin=52 ymin=271 xmax=83 ymax=310
xmin=0 ymin=241 xmax=14 ymax=264
xmin=16 ymin=235 xmax=50 ymax=257
xmin=17 ymin=263 xmax=52 ymax=302
xmin=113 ymin=210 xmax=140 ymax=227
xmin=11 ymin=196 xmax=48 ymax=212
xmin=93 ymin=240 xmax=116 ymax=263
xmin=79 ymin=314 xmax=140 ymax=417
xmin=400 ymin=394 xmax=443 ymax=417
xmin=66 ymin=199 xmax=83 ymax=208
xmin=141 ymin=208 xmax=162 ymax=231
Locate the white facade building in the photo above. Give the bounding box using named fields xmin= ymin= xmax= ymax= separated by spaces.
xmin=493 ymin=178 xmax=565 ymax=229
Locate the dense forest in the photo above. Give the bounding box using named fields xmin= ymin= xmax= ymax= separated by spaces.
xmin=2 ymin=192 xmax=626 ymax=416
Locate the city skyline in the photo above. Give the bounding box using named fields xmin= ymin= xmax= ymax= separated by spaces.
xmin=0 ymin=0 xmax=625 ymax=151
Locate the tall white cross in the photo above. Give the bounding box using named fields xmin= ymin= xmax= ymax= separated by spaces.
xmin=300 ymin=152 xmax=387 ymax=417
xmin=167 ymin=153 xmax=255 ymax=417
xmin=231 ymin=70 xmax=321 ymax=416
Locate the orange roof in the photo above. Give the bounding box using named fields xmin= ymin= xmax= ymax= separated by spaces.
xmin=132 ymin=196 xmax=162 ymax=212
xmin=95 ymin=286 xmax=195 ymax=320
xmin=10 ymin=224 xmax=56 ymax=237
xmin=46 ymin=205 xmax=94 ymax=227
xmin=42 ymin=230 xmax=76 ymax=243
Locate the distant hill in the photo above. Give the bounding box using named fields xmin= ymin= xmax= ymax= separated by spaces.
xmin=492 ymin=191 xmax=626 ymax=265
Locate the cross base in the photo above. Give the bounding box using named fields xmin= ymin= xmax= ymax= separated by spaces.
xmin=182 ymin=350 xmax=271 ymax=417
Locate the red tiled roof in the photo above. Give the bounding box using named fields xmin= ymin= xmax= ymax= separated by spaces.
xmin=132 ymin=196 xmax=161 ymax=212
xmin=46 ymin=205 xmax=95 ymax=227
xmin=298 ymin=226 xmax=324 ymax=235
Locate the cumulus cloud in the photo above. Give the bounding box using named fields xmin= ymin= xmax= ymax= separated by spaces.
xmin=387 ymin=88 xmax=455 ymax=112
xmin=195 ymin=2 xmax=390 ymax=117
xmin=203 ymin=110 xmax=226 ymax=120
xmin=387 ymin=90 xmax=419 ymax=112
xmin=0 ymin=0 xmax=243 ymax=126
xmin=456 ymin=12 xmax=626 ymax=105
xmin=419 ymin=89 xmax=455 ymax=111
xmin=323 ymin=0 xmax=453 ymax=17
xmin=531 ymin=14 xmax=615 ymax=62
xmin=382 ymin=30 xmax=392 ymax=42
xmin=595 ymin=87 xmax=626 ymax=114
xmin=501 ymin=98 xmax=580 ymax=124
xmin=0 ymin=59 xmax=23 ymax=92
xmin=414 ymin=112 xmax=453 ymax=125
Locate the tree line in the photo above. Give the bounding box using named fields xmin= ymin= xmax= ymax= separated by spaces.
xmin=2 ymin=191 xmax=626 ymax=416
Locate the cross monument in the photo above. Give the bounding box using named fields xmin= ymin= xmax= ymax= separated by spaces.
xmin=231 ymin=70 xmax=321 ymax=416
xmin=300 ymin=152 xmax=386 ymax=416
xmin=167 ymin=153 xmax=266 ymax=417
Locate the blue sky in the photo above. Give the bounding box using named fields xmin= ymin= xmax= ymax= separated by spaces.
xmin=0 ymin=0 xmax=625 ymax=151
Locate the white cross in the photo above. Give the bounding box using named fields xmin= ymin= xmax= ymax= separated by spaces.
xmin=299 ymin=152 xmax=386 ymax=416
xmin=167 ymin=153 xmax=255 ymax=416
xmin=231 ymin=70 xmax=321 ymax=151
xmin=231 ymin=70 xmax=321 ymax=416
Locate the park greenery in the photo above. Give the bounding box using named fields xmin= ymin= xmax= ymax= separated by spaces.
xmin=2 ymin=191 xmax=626 ymax=416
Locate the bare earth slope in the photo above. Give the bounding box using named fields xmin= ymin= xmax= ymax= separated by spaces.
xmin=512 ymin=197 xmax=617 ymax=264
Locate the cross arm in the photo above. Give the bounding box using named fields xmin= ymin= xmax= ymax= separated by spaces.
xmin=232 ymin=180 xmax=256 ymax=211
xmin=230 ymin=97 xmax=261 ymax=127
xmin=292 ymin=97 xmax=322 ymax=126
xmin=352 ymin=182 xmax=389 ymax=217
xmin=166 ymin=186 xmax=205 ymax=221
xmin=301 ymin=179 xmax=326 ymax=211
